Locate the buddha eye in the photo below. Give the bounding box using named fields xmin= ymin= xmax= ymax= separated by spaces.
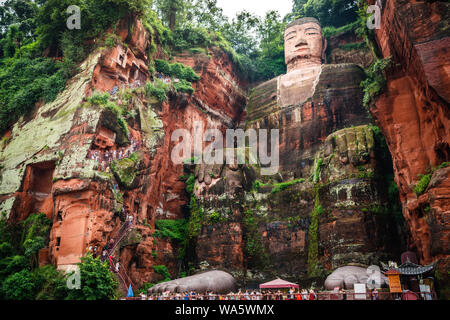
xmin=306 ymin=32 xmax=319 ymax=35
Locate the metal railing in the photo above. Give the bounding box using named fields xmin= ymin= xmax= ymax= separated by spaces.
xmin=100 ymin=220 xmax=136 ymax=297
xmin=125 ymin=291 xmax=438 ymax=301
xmin=101 ymin=221 xmax=134 ymax=262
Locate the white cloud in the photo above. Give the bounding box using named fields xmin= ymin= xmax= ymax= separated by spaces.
xmin=216 ymin=0 xmax=293 ymax=19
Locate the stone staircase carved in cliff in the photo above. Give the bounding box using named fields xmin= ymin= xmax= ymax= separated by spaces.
xmin=101 ymin=220 xmax=136 ymax=296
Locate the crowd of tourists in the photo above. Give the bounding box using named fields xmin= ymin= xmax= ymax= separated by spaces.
xmin=88 ymin=138 xmax=140 ymax=171
xmin=137 ymin=289 xmax=319 ymax=301
xmin=154 ymin=72 xmax=179 ymax=85
xmin=107 ymin=80 xmax=144 ymax=96
xmin=131 ymin=288 xmax=394 ymax=301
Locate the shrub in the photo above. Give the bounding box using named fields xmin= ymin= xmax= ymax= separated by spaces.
xmin=154 ymin=219 xmax=187 ymax=243
xmin=170 ymin=26 xmax=213 ymax=52
xmin=105 ymin=34 xmax=120 ymax=48
xmin=322 ymin=21 xmax=359 ymax=38
xmin=188 ymin=47 xmax=206 ymax=55
xmin=361 ymin=57 xmax=391 ymax=107
xmin=138 ymin=283 xmax=155 ymax=294
xmin=65 ymin=253 xmax=119 ymax=300
xmin=209 ymin=211 xmax=224 ymax=224
xmin=154 ymin=59 xmax=172 ymax=75
xmin=60 ymin=31 xmax=87 ymax=63
xmin=154 ymin=59 xmax=200 ymax=82
xmin=1 ymin=269 xmax=37 ymax=300
xmin=145 ymin=79 xmax=170 ymax=102
xmin=173 ymin=79 xmax=194 ymax=95
xmin=0 ymin=255 xmax=29 ymax=283
xmin=21 ymin=213 xmax=52 ymax=248
xmin=34 ymin=265 xmax=69 ymax=300
xmin=87 ymin=92 xmax=110 ymax=106
xmin=271 ymin=178 xmax=305 ymax=194
xmin=413 ymin=174 xmax=431 ymax=196
xmin=153 ymin=265 xmax=171 ymax=282
xmin=0 ymin=57 xmax=70 ymax=133
xmin=185 ymin=174 xmax=195 ymax=194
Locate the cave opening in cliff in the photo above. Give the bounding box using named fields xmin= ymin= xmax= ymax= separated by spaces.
xmin=129 ymin=64 xmax=138 ymax=82
xmin=19 ymin=161 xmax=56 ymax=220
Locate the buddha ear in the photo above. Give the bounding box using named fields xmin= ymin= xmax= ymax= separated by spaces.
xmin=322 ymin=38 xmax=328 ymax=61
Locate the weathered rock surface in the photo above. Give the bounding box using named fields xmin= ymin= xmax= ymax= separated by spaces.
xmin=0 ymin=4 xmax=447 ymax=295
xmin=191 ymin=59 xmax=406 ymax=286
xmin=0 ymin=17 xmax=247 ymax=287
xmin=369 ymin=0 xmax=449 ymax=295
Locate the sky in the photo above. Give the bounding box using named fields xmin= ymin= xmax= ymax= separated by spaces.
xmin=216 ymin=0 xmax=293 ymax=19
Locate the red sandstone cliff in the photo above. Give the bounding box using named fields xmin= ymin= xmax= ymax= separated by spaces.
xmin=0 ymin=3 xmax=448 ymax=295
xmin=369 ymin=0 xmax=449 ymax=293
xmin=0 ymin=16 xmax=247 ymax=287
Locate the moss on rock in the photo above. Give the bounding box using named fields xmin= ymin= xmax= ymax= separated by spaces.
xmin=111 ymin=156 xmax=139 ymax=189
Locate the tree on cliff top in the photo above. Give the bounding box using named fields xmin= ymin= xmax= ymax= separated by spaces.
xmin=153 ymin=0 xmax=187 ymax=30
xmin=292 ymin=0 xmax=359 ymax=27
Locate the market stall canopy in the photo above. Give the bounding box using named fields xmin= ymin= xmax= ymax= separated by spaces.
xmin=259 ymin=278 xmax=299 ymax=289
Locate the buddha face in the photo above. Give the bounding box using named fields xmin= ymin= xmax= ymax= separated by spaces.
xmin=284 ymin=22 xmax=325 ymax=71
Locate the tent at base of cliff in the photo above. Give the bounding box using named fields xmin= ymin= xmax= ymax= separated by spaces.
xmin=259 ymin=278 xmax=299 ymax=289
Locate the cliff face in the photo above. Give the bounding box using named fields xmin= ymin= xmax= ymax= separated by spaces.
xmin=191 ymin=62 xmax=406 ymax=285
xmin=0 ymin=2 xmax=447 ymax=294
xmin=369 ymin=0 xmax=449 ymax=291
xmin=0 ymin=17 xmax=247 ymax=287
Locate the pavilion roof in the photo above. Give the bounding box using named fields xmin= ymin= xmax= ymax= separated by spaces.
xmin=394 ymin=261 xmax=436 ymax=276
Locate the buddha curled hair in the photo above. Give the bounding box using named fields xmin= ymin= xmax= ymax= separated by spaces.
xmin=285 ymin=17 xmax=321 ymax=30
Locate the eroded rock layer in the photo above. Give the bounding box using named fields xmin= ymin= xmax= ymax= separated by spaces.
xmin=190 ymin=61 xmax=406 ymax=285
xmin=369 ymin=0 xmax=449 ymax=294
xmin=0 ymin=2 xmax=447 ymax=294
xmin=0 ymin=17 xmax=247 ymax=287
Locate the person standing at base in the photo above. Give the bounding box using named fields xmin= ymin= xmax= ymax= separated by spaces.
xmin=372 ymin=288 xmax=379 ymax=300
xmin=301 ymin=289 xmax=308 ymax=300
xmin=340 ymin=288 xmax=346 ymax=300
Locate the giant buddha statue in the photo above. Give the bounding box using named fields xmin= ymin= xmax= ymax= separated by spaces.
xmin=192 ymin=18 xmax=404 ymax=282
xmin=246 ymin=17 xmax=370 ymax=179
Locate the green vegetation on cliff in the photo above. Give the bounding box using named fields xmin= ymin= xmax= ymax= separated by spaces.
xmin=145 ymin=79 xmax=170 ymax=102
xmin=65 ymin=253 xmax=120 ymax=300
xmin=307 ymin=187 xmax=324 ymax=277
xmin=111 ymin=153 xmax=140 ymax=189
xmin=0 ymin=0 xmax=152 ymax=135
xmin=0 ymin=213 xmax=119 ymax=300
xmin=0 ymin=57 xmax=73 ymax=133
xmin=414 ymin=174 xmax=432 ymax=196
xmin=154 ymin=219 xmax=187 ymax=243
xmin=413 ymin=162 xmax=450 ymax=196
xmin=360 ymin=57 xmax=392 ymax=108
xmin=154 ymin=59 xmax=200 ymax=82
xmin=243 ymin=208 xmax=269 ymax=269
xmin=154 ymin=265 xmax=171 ymax=282
xmin=292 ymin=0 xmax=358 ymax=28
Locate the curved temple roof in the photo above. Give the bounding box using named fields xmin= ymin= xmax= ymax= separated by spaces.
xmin=393 ymin=261 xmax=437 ymax=276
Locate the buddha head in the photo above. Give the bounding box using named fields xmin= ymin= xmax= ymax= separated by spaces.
xmin=284 ymin=17 xmax=327 ymax=72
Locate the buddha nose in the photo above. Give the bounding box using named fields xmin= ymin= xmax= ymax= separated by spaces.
xmin=295 ymin=37 xmax=308 ymax=47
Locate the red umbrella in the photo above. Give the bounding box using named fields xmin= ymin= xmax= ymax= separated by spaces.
xmin=259 ymin=278 xmax=299 ymax=289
